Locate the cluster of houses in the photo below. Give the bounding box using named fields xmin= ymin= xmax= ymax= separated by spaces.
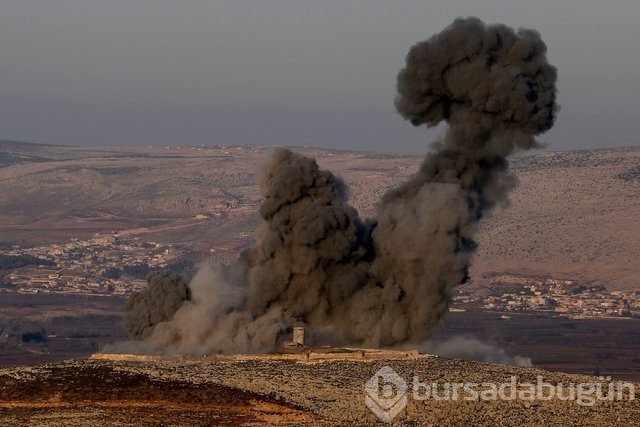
xmin=1 ymin=234 xmax=190 ymax=296
xmin=453 ymin=278 xmax=640 ymax=319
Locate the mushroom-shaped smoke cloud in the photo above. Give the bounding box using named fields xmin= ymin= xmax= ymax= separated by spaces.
xmin=115 ymin=17 xmax=557 ymax=355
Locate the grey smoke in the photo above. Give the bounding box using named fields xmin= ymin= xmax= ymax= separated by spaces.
xmin=421 ymin=336 xmax=532 ymax=367
xmin=115 ymin=17 xmax=557 ymax=355
xmin=124 ymin=270 xmax=190 ymax=340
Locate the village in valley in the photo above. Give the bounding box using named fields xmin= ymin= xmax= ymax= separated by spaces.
xmin=451 ymin=276 xmax=640 ymax=319
xmin=2 ymin=236 xmax=640 ymax=321
xmin=0 ymin=234 xmax=196 ymax=296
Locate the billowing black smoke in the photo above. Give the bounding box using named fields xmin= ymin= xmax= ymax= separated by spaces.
xmin=113 ymin=17 xmax=557 ymax=355
xmin=124 ymin=270 xmax=190 ymax=340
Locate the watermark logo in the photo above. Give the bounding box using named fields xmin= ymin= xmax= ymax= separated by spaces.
xmin=364 ymin=366 xmax=408 ymax=422
xmin=365 ymin=366 xmax=635 ymax=422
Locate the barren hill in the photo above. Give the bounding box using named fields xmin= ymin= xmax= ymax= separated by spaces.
xmin=475 ymin=147 xmax=640 ymax=289
xmin=0 ymin=354 xmax=638 ymax=426
xmin=1 ymin=141 xmax=639 ymax=289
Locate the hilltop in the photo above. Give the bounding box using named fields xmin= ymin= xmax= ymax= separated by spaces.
xmin=0 ymin=353 xmax=638 ymax=426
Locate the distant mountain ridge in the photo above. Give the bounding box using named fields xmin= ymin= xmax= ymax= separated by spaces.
xmin=0 ymin=140 xmax=54 ymax=166
xmin=0 ymin=142 xmax=638 ymax=289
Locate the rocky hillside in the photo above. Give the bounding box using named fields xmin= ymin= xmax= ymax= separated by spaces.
xmin=1 ymin=141 xmax=639 ymax=289
xmin=474 ymin=147 xmax=640 ymax=289
xmin=0 ymin=354 xmax=638 ymax=426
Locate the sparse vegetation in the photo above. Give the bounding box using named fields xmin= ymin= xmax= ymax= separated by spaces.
xmin=102 ymin=267 xmax=122 ymax=279
xmin=0 ymin=357 xmax=638 ymax=425
xmin=0 ymin=254 xmax=54 ymax=269
xmin=616 ymin=166 xmax=640 ymax=182
xmin=122 ymin=263 xmax=152 ymax=279
xmin=21 ymin=330 xmax=46 ymax=343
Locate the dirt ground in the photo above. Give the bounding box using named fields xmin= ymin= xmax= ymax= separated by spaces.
xmin=1 ymin=354 xmax=639 ymax=426
xmin=0 ymin=361 xmax=316 ymax=426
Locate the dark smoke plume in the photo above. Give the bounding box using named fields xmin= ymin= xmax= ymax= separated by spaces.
xmin=112 ymin=17 xmax=557 ymax=355
xmin=124 ymin=270 xmax=190 ymax=340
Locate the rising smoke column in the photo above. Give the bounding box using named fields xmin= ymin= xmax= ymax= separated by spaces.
xmin=349 ymin=16 xmax=557 ymax=345
xmin=117 ymin=17 xmax=557 ymax=354
xmin=241 ymin=148 xmax=370 ymax=333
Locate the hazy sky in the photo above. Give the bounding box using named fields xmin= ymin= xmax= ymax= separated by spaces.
xmin=1 ymin=1 xmax=639 ymax=152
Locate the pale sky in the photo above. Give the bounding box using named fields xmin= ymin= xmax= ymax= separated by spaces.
xmin=1 ymin=1 xmax=639 ymax=152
